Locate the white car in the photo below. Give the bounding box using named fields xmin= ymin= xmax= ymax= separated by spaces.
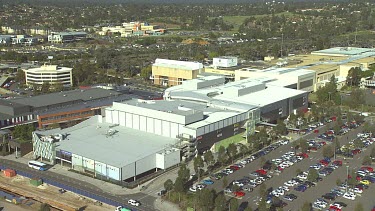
xmin=343 ymin=192 xmax=356 ymax=200
xmin=128 ymin=199 xmax=141 ymax=207
xmin=189 ymin=185 xmax=197 ymax=192
xmin=297 ymin=174 xmax=307 ymax=180
xmin=279 ymin=186 xmax=290 ymax=192
xmin=284 ymin=180 xmax=297 ymax=187
xmin=313 ymin=201 xmax=326 ymax=209
xmin=280 ymin=140 xmax=289 ymax=145
xmin=352 ymin=187 xmax=363 ymax=194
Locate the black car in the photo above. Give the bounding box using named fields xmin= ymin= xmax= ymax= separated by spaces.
xmin=316 ymin=177 xmax=323 ymax=182
xmin=355 ymin=184 xmax=369 ymax=189
xmin=333 ymin=202 xmax=347 ymax=207
xmin=322 ymin=193 xmax=336 ymax=200
xmin=303 ymin=181 xmax=316 ymax=187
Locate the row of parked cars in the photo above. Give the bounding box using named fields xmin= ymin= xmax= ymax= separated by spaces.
xmin=262 ymin=154 xmax=343 ymax=209
xmin=315 ymin=166 xmax=375 ymax=210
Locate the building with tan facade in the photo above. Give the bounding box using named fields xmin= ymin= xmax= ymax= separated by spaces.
xmin=152 ymin=59 xmax=204 ymax=86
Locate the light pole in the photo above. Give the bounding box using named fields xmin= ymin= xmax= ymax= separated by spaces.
xmin=346 ymin=165 xmax=349 ymax=193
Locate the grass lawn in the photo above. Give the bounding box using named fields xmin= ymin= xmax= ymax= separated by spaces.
xmin=214 ymin=133 xmax=245 ymax=151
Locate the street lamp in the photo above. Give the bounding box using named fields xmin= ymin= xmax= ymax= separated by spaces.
xmin=346 ymin=165 xmax=349 ymax=193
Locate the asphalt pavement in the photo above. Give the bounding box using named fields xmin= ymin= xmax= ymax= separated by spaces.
xmin=203 ymin=123 xmax=373 ymax=210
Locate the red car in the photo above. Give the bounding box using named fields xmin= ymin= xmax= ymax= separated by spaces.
xmin=352 ymin=149 xmax=361 ymax=155
xmin=308 ymin=146 xmax=318 ymax=152
xmin=333 ymin=160 xmax=342 ymax=166
xmin=356 ymin=175 xmax=362 ymax=181
xmin=329 ymin=206 xmax=341 ymax=211
xmin=233 ymin=191 xmax=245 ymax=197
xmin=297 ymin=153 xmax=309 ymax=158
xmin=319 ymin=141 xmax=327 ymax=145
xmin=361 ymin=166 xmax=374 ymax=172
xmin=256 ymin=169 xmax=267 ymax=175
xmin=319 ymin=160 xmax=329 ymax=166
xmin=278 ymin=166 xmax=284 ymax=171
xmin=230 ymin=165 xmax=240 ymax=171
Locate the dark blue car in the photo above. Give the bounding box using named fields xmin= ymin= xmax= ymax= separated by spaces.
xmin=294 ymin=185 xmax=307 ymax=192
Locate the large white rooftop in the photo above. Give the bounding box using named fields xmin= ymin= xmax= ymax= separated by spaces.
xmin=37 ymin=116 xmax=177 ymax=167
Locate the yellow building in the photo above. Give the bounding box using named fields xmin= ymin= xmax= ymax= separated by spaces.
xmin=152 ymin=59 xmax=204 ymax=86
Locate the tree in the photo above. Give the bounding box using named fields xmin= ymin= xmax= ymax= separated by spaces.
xmin=307 ymin=168 xmax=318 ymax=182
xmin=346 ymin=67 xmax=362 ymax=87
xmin=345 ymin=88 xmax=365 ymax=109
xmin=299 ymin=139 xmax=309 ymax=153
xmin=12 ymin=124 xmax=34 ymax=141
xmin=364 ymin=122 xmax=375 ymax=134
xmin=227 ymin=143 xmax=237 ymax=163
xmin=193 ymin=156 xmax=204 ymax=174
xmin=39 ymin=203 xmax=51 ymax=211
xmin=362 ymin=155 xmax=372 ymax=165
xmin=195 ymin=188 xmax=215 ymax=211
xmin=258 ymin=198 xmax=268 ymax=211
xmin=50 ymin=82 xmax=64 ymax=92
xmin=140 ymin=65 xmax=152 ymax=81
xmin=296 ymin=168 xmax=302 ymax=175
xmin=218 ymin=146 xmax=227 ymax=164
xmin=333 ymin=122 xmax=341 ymax=135
xmin=354 ymin=202 xmax=364 ymax=211
xmin=274 ymin=119 xmax=288 ymax=136
xmin=41 ymin=82 xmax=50 ymax=93
xmin=229 ymin=198 xmax=239 ymax=211
xmin=164 ymin=179 xmax=174 ymax=192
xmin=214 ymin=193 xmax=227 ymax=211
xmin=177 ymin=163 xmax=190 ymax=184
xmin=244 ymin=207 xmax=253 ymax=211
xmin=354 ymin=139 xmax=364 ymax=149
xmin=336 ymin=178 xmax=342 ymax=186
xmin=204 ymin=151 xmax=215 ymax=166
xmin=300 ymin=201 xmax=311 ymax=211
xmin=322 ymin=145 xmax=334 ymax=158
xmin=174 ymin=176 xmax=185 ymax=194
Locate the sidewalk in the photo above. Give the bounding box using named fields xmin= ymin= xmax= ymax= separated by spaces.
xmin=154 ymin=198 xmax=181 ymax=211
xmin=2 ymin=154 xmax=142 ymax=195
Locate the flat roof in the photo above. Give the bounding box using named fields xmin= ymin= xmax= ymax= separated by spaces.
xmin=11 ymin=88 xmax=121 ymax=108
xmin=306 ymin=64 xmax=339 ymax=72
xmin=214 ymin=86 xmax=306 ymax=106
xmin=312 ymin=47 xmax=374 ymax=56
xmin=123 ymin=99 xmax=207 ymax=116
xmin=40 ymin=117 xmax=177 ymax=167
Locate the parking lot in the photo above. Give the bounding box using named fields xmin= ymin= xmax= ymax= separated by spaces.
xmin=192 ymin=121 xmax=375 ymax=210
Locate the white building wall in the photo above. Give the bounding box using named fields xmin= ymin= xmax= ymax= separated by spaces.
xmin=154 ymin=119 xmax=162 ymax=135
xmin=135 ymin=154 xmax=156 ymax=175
xmin=146 ymin=117 xmax=154 ymax=133
xmin=112 ymin=110 xmax=119 ymax=124
xmin=121 ymin=163 xmax=135 ymax=180
xmin=105 ymin=110 xmax=113 ymax=123
xmin=139 ymin=116 xmax=147 ymax=131
xmin=106 ymin=164 xmax=120 ymax=180
xmin=94 ymin=161 xmax=107 ymax=175
xmin=162 ymin=121 xmax=170 ymax=137
xmin=82 ymin=157 xmax=95 ymax=171
xmin=119 ymin=111 xmax=126 ymax=126
xmin=133 ymin=114 xmax=140 ymax=130
xmin=155 ymin=149 xmax=180 ymax=169
xmin=125 ymin=112 xmax=132 ymax=127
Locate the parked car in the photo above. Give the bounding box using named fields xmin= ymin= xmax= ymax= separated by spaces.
xmin=233 ymin=191 xmax=246 ymax=197
xmin=201 ymin=179 xmax=214 ymax=185
xmin=322 ymin=193 xmax=336 ymax=200
xmin=294 ymin=185 xmax=307 ymax=192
